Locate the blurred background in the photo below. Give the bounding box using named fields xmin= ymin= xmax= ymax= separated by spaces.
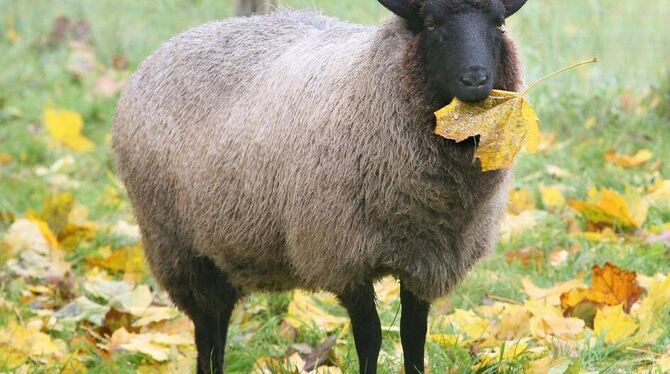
xmin=1 ymin=1 xmax=669 ymax=373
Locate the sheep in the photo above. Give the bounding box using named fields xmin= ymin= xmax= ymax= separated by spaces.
xmin=112 ymin=0 xmax=529 ymax=373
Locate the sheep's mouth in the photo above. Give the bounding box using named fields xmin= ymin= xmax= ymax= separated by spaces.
xmin=453 ymin=135 xmax=480 ymax=148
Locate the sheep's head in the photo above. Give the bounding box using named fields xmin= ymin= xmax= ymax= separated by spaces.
xmin=379 ymin=0 xmax=528 ymax=103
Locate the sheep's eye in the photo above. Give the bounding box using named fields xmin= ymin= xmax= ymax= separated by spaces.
xmin=425 ymin=17 xmax=437 ymax=31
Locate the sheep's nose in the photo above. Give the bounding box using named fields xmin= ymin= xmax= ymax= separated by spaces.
xmin=460 ymin=66 xmax=489 ymax=88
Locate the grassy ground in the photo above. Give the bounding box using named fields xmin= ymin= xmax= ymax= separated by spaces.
xmin=1 ymin=0 xmax=669 ymax=373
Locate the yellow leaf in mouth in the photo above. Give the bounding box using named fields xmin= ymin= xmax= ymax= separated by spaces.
xmin=434 ymin=90 xmax=540 ymax=172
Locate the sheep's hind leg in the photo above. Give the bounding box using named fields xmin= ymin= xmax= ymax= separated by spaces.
xmin=159 ymin=252 xmax=239 ymax=374
xmin=337 ymin=283 xmax=381 ymax=374
xmin=400 ymin=284 xmax=430 ymax=374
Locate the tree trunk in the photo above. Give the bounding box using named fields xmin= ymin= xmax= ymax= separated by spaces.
xmin=235 ymin=0 xmax=278 ymax=16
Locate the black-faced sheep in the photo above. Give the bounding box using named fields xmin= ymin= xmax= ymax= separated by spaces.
xmin=112 ymin=0 xmax=529 ymax=373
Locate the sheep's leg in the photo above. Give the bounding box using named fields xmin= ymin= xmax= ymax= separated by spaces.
xmin=150 ymin=245 xmax=239 ymax=374
xmin=338 ymin=283 xmax=382 ymax=374
xmin=400 ymin=285 xmax=431 ymax=374
xmin=192 ymin=299 xmax=236 ymax=374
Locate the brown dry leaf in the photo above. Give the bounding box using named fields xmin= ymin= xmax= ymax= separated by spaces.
xmin=505 ymin=247 xmax=544 ymax=269
xmin=605 ymin=149 xmax=653 ymax=168
xmin=560 ymin=263 xmax=643 ymax=328
xmin=569 ymin=187 xmax=648 ymax=229
xmin=435 ymin=90 xmax=540 ymax=172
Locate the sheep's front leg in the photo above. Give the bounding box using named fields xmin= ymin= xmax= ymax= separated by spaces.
xmin=400 ymin=284 xmax=431 ymax=374
xmin=338 ymin=283 xmax=382 ymax=374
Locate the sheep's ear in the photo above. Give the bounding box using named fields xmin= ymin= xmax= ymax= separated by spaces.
xmin=502 ymin=0 xmax=528 ymax=18
xmin=378 ymin=0 xmax=422 ymax=26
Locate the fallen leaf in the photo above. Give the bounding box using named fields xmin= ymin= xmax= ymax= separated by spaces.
xmin=5 ymin=16 xmax=19 ymax=44
xmin=0 ymin=322 xmax=67 ymax=365
xmin=85 ymin=244 xmax=145 ymax=280
xmin=428 ymin=333 xmax=461 ymax=348
xmin=441 ymin=309 xmax=492 ymax=341
xmin=561 ymin=263 xmax=643 ymax=313
xmin=102 ymin=327 xmax=192 ymax=362
xmin=500 ymin=210 xmax=547 ymax=240
xmin=43 ymin=107 xmax=94 ymax=152
xmin=285 ymin=291 xmax=348 ymax=332
xmin=0 ymin=152 xmax=13 ymax=165
xmin=646 ymin=180 xmax=670 ymax=209
xmin=55 ymin=295 xmax=110 ymax=326
xmin=505 ymin=247 xmax=544 ymax=268
xmin=529 ymin=314 xmax=584 ymax=340
xmin=541 ymin=186 xmax=566 ymax=209
xmin=605 ymin=149 xmax=653 ymax=168
xmin=374 ymin=276 xmax=399 ymax=305
xmin=496 ymin=304 xmax=531 ymax=340
xmin=546 ymin=165 xmax=572 ymax=179
xmin=508 ymin=188 xmax=536 ymax=214
xmin=303 ymin=335 xmax=337 ymax=371
xmin=569 ymin=187 xmax=648 ymax=229
xmin=67 ymin=41 xmax=97 ymax=77
xmin=593 ymin=304 xmax=638 ymax=344
xmin=522 ymin=277 xmax=586 ymax=306
xmin=633 ymin=275 xmax=670 ymax=343
xmin=435 ymin=90 xmax=540 ymax=172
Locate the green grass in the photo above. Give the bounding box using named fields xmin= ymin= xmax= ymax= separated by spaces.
xmin=1 ymin=0 xmax=669 ymax=373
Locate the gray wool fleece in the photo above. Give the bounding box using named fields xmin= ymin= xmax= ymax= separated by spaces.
xmin=112 ymin=9 xmax=522 ymax=302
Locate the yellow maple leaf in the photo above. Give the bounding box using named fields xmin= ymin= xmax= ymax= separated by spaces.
xmin=569 ymin=187 xmax=648 ymax=229
xmin=593 ymin=304 xmax=638 ymax=344
xmin=435 ymin=90 xmax=540 ymax=172
xmin=43 ymin=107 xmax=94 ymax=152
xmin=605 ymin=149 xmax=653 ymax=168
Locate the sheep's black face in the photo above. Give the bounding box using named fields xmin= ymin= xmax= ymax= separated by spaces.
xmin=421 ymin=4 xmax=504 ymax=102
xmin=379 ymin=0 xmax=529 ymax=103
